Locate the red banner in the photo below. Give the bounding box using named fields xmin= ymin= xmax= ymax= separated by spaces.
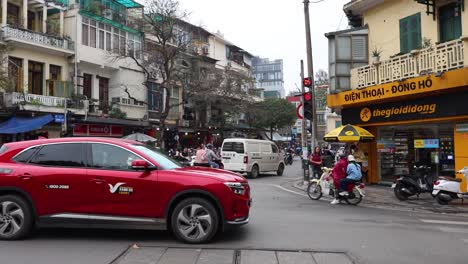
xmin=73 ymin=124 xmax=88 ymax=136
xmin=73 ymin=124 xmax=123 ymax=137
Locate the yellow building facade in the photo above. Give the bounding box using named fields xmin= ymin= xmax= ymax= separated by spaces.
xmin=328 ymin=0 xmax=468 ymax=189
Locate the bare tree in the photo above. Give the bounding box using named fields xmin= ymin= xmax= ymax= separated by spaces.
xmin=109 ymin=0 xmax=192 ymax=148
xmin=111 ymin=0 xmax=256 ymax=148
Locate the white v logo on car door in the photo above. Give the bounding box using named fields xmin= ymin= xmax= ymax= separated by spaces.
xmin=108 ymin=182 xmax=125 ymax=193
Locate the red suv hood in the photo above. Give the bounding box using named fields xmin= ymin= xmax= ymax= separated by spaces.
xmin=174 ymin=167 xmax=247 ymax=183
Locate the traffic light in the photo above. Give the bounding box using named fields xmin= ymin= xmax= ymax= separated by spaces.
xmin=303 ymin=77 xmax=312 ymax=88
xmin=303 ymin=92 xmax=313 ymax=120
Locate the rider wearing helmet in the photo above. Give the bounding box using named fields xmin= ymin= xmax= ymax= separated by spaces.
xmin=338 ymin=155 xmax=362 ymax=196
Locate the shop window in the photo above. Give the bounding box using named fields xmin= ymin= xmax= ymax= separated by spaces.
xmin=377 ymin=124 xmax=455 ymax=183
xmin=400 ymin=13 xmax=421 ymax=54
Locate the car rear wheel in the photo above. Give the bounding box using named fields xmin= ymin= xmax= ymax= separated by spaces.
xmin=171 ymin=197 xmax=219 ymax=244
xmin=0 ymin=195 xmax=34 ymax=240
xmin=249 ymin=165 xmax=259 ymax=179
xmin=277 ymin=164 xmax=285 ymax=176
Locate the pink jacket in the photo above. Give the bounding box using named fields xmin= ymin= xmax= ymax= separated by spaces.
xmin=194 ymin=149 xmax=208 ymax=164
xmin=332 ymin=158 xmax=348 ymax=181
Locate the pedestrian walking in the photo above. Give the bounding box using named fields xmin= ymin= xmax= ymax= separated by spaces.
xmin=309 ymin=146 xmax=323 ymax=179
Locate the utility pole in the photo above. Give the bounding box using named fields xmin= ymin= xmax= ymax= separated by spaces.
xmin=300 ymin=60 xmax=310 ymax=183
xmin=303 ymin=0 xmax=318 ymax=149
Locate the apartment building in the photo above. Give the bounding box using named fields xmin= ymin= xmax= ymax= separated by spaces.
xmin=327 ymin=0 xmax=468 ymax=185
xmin=252 ymin=57 xmax=284 ymax=98
xmin=0 ymin=0 xmax=79 ymax=140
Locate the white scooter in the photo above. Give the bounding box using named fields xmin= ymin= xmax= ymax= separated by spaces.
xmin=432 ymin=167 xmax=468 ymax=205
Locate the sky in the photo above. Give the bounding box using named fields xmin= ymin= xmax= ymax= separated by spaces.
xmin=178 ymin=0 xmax=350 ymax=95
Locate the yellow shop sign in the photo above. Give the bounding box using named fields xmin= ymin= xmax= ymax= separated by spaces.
xmin=327 ymin=68 xmax=468 ymax=107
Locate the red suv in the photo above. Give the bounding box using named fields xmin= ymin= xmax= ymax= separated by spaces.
xmin=0 ymin=138 xmax=250 ymax=243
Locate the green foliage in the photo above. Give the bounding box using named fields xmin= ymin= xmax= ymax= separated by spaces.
xmin=109 ymin=106 xmax=127 ymax=119
xmin=30 ymin=99 xmax=43 ymax=106
xmin=248 ymin=98 xmax=296 ymax=138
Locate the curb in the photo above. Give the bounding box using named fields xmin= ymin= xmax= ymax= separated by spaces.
xmin=290 ymin=180 xmax=468 ymax=215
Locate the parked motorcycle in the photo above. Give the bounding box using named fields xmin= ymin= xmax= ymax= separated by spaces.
xmin=284 ymin=152 xmax=293 ymax=165
xmin=392 ymin=165 xmax=433 ymax=201
xmin=432 ymin=167 xmax=468 ymax=205
xmin=307 ymin=167 xmax=366 ymax=205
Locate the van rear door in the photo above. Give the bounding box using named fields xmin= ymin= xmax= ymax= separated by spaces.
xmin=222 ymin=142 xmax=245 ymax=170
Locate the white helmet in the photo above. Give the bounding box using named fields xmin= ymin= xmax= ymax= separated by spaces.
xmin=348 ymin=155 xmax=355 ymax=162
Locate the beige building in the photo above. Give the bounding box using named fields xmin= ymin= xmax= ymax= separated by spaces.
xmin=328 ymin=0 xmax=468 ymax=186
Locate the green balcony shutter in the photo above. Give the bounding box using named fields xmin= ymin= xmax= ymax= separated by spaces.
xmin=400 ymin=18 xmax=409 ymax=53
xmin=440 ymin=3 xmax=462 ymax=42
xmin=400 ymin=13 xmax=421 ymax=53
xmin=410 ymin=13 xmax=421 ymax=50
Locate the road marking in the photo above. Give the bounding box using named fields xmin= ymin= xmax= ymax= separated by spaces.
xmin=420 ymin=219 xmax=468 ymax=225
xmin=270 ymin=184 xmax=309 ymax=197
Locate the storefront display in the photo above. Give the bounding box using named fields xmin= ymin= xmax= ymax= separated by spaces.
xmin=377 ymin=124 xmax=454 ymax=183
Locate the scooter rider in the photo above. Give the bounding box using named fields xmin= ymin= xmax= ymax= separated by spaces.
xmin=206 ymin=143 xmax=220 ymax=169
xmin=339 ymin=155 xmax=362 ymax=196
xmin=330 ymin=153 xmax=348 ymax=205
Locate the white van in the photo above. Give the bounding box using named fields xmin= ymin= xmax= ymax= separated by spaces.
xmin=221 ymin=138 xmax=285 ymax=178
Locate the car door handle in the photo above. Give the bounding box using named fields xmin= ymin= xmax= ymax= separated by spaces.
xmin=19 ymin=173 xmax=32 ymax=180
xmin=91 ymin=178 xmax=106 ymax=184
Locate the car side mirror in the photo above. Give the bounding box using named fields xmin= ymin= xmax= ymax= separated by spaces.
xmin=131 ymin=160 xmax=157 ymax=171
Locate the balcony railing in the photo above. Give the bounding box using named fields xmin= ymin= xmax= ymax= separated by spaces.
xmin=2 ymin=25 xmax=74 ymax=51
xmin=351 ymin=39 xmax=465 ymax=89
xmin=11 ymin=92 xmax=87 ymax=110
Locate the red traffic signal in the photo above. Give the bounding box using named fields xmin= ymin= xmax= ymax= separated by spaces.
xmin=303 ymin=92 xmax=313 ymax=121
xmin=303 ymin=77 xmax=312 ymax=88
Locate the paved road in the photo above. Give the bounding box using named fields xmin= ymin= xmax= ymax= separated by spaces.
xmin=1 ymin=157 xmax=468 ymax=264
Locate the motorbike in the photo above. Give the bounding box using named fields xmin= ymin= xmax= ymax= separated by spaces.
xmin=284 ymin=152 xmax=293 ymax=165
xmin=392 ymin=165 xmax=433 ymax=201
xmin=307 ymin=167 xmax=366 ymax=205
xmin=432 ymin=167 xmax=468 ymax=205
xmin=192 ymin=159 xmax=224 ymax=169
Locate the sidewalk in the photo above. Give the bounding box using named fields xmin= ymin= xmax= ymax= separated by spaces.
xmin=292 ymin=180 xmax=468 ymax=215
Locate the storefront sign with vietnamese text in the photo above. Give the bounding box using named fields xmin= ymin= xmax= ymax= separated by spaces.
xmin=327 ymin=68 xmax=468 ymax=107
xmin=73 ymin=124 xmax=123 ymax=137
xmin=342 ymin=90 xmax=468 ymax=125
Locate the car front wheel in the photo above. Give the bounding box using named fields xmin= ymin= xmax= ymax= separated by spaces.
xmin=171 ymin=197 xmax=219 ymax=244
xmin=0 ymin=195 xmax=34 ymax=240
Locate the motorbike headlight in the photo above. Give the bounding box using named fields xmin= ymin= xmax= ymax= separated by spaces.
xmin=224 ymin=182 xmax=247 ymax=195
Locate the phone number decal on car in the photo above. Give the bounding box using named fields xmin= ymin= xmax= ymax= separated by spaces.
xmin=45 ymin=185 xmax=70 ymax=189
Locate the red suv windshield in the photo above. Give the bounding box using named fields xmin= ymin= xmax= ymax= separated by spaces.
xmin=131 ymin=145 xmax=181 ymax=170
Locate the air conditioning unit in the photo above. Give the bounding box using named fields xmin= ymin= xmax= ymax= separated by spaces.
xmin=202 ymin=45 xmax=209 ymax=55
